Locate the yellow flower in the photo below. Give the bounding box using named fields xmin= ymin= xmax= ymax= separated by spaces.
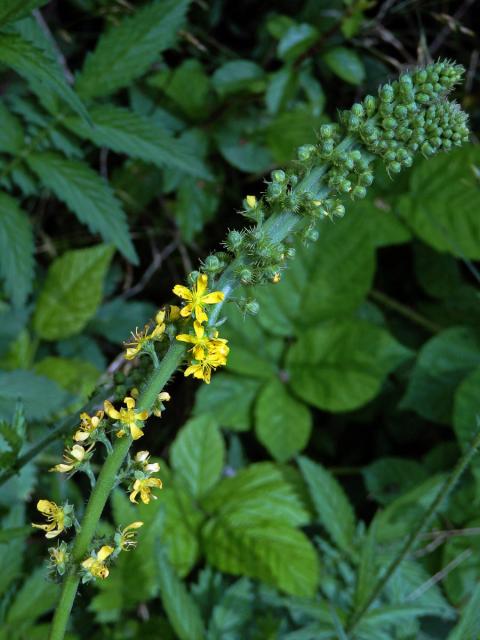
xmin=184 ymin=347 xmax=228 ymax=384
xmin=81 ymin=545 xmax=114 ymax=580
xmin=124 ymin=311 xmax=166 ymax=360
xmin=135 ymin=450 xmax=160 ymax=474
xmin=272 ymin=272 xmax=281 ymax=284
xmin=74 ymin=411 xmax=104 ymax=442
xmin=129 ymin=477 xmax=163 ymax=504
xmin=176 ymin=321 xmax=229 ymax=361
xmin=173 ymin=274 xmax=224 ymax=324
xmin=32 ymin=500 xmax=71 ymax=539
xmin=104 ymin=396 xmax=149 ymax=440
xmin=118 ymin=521 xmax=144 ymax=551
xmin=48 ymin=541 xmax=69 ymax=575
xmin=152 ymin=391 xmax=171 ymax=417
xmin=246 ymin=195 xmax=257 ymax=208
xmin=49 ymin=443 xmax=94 ymax=473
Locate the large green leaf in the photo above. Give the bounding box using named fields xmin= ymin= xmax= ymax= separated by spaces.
xmin=453 ymin=366 xmax=480 ymax=456
xmin=448 ymin=581 xmax=480 ymax=640
xmin=0 ymin=193 xmax=34 ymax=308
xmin=401 ymin=327 xmax=480 ymax=424
xmin=0 ymin=370 xmax=72 ymax=421
xmin=212 ymin=60 xmax=264 ymax=96
xmin=208 ymin=578 xmax=252 ymax=640
xmin=33 ymin=244 xmax=114 ymax=340
xmin=202 ymin=462 xmax=309 ymax=527
xmin=0 ymin=32 xmax=88 ymax=122
xmin=287 ymin=320 xmax=411 ymax=412
xmin=156 ymin=548 xmax=205 ymax=640
xmin=0 ymin=1 xmax=49 ymax=26
xmin=0 ymin=102 xmax=24 ymax=153
xmin=64 ymin=105 xmax=211 ymax=179
xmin=76 ymin=0 xmax=191 ymax=99
xmin=171 ymin=415 xmax=225 ymax=499
xmin=322 ymin=46 xmax=365 ymax=84
xmin=27 ymin=152 xmax=136 ymax=263
xmin=255 ymin=214 xmax=376 ymax=337
xmin=5 ymin=567 xmax=58 ymax=630
xmin=298 ymin=456 xmax=356 ymax=554
xmin=255 ymin=379 xmax=312 ymax=462
xmin=399 ymin=145 xmax=480 ymax=259
xmin=202 ymin=517 xmax=319 ymax=597
xmin=34 ymin=356 xmax=100 ymax=401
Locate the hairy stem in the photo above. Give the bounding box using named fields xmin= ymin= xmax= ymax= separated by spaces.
xmin=347 ymin=428 xmax=480 ymax=633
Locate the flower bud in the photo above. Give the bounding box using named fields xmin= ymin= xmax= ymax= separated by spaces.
xmin=364 ymin=95 xmax=377 ymax=117
xmin=240 ymin=268 xmax=253 ymax=285
xmin=203 ymin=254 xmax=221 ymax=273
xmin=267 ymin=182 xmax=284 ymax=199
xmin=297 ymin=144 xmax=316 ymax=161
xmin=352 ymin=185 xmax=367 ymax=199
xmin=226 ymin=230 xmax=243 ymax=251
xmin=245 ymin=300 xmax=260 ymax=315
xmin=271 ymin=169 xmax=286 ymax=183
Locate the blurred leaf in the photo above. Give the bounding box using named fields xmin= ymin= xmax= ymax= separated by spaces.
xmin=212 ymin=60 xmax=264 ymax=96
xmin=255 ymin=379 xmax=312 ymax=462
xmin=401 ymin=327 xmax=480 ymax=424
xmin=27 ymin=151 xmax=137 ymax=263
xmin=287 ymin=320 xmax=411 ymax=412
xmin=0 ymin=0 xmax=49 ymax=26
xmin=34 ymin=356 xmax=100 ymax=400
xmin=277 ymin=23 xmax=319 ymax=62
xmin=171 ymin=415 xmax=225 ymax=499
xmin=362 ymin=457 xmax=428 ymax=506
xmin=447 ymin=581 xmax=480 ymax=640
xmin=5 ymin=566 xmax=59 ymax=628
xmin=0 ymin=102 xmax=24 ymax=153
xmin=399 ymin=146 xmax=480 ymax=259
xmin=0 ymin=192 xmax=34 ymax=307
xmin=161 ymin=59 xmax=213 ymax=118
xmin=453 ymin=366 xmax=480 ymax=458
xmin=33 ymin=244 xmax=114 ymax=340
xmin=265 ymin=66 xmax=298 ymax=115
xmin=0 ymin=370 xmax=72 ymax=420
xmin=443 ymin=519 xmax=480 ymax=607
xmin=91 ymin=298 xmax=156 ymax=344
xmin=0 ymin=506 xmax=25 ymax=597
xmin=322 ymin=46 xmax=365 ymax=84
xmin=76 ymin=0 xmax=191 ymax=99
xmin=215 ymin=117 xmax=272 ymax=173
xmin=65 ymin=104 xmax=211 ymax=179
xmin=0 ymin=32 xmax=88 ymax=122
xmin=175 ymin=176 xmax=220 ymax=242
xmin=298 ymin=456 xmax=356 ymax=553
xmin=156 ymin=548 xmax=205 ymax=640
xmin=266 ymin=106 xmax=325 ymax=164
xmin=208 ymin=578 xmax=252 ymax=640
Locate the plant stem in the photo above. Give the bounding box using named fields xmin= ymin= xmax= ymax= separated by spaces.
xmin=347 ymin=428 xmax=480 ymax=633
xmin=370 ymin=289 xmax=441 ymax=333
xmin=49 ymin=341 xmax=186 ymax=640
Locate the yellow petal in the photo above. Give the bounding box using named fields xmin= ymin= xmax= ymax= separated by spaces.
xmin=193 ymin=344 xmax=206 ymax=360
xmin=129 ymin=490 xmax=139 ymax=503
xmin=159 ymin=392 xmax=171 ymax=402
xmin=104 ymin=401 xmax=120 ymax=420
xmin=74 ymin=431 xmax=89 ymax=442
xmin=169 ymin=305 xmax=181 ymax=320
xmin=194 ymin=306 xmax=208 ymax=324
xmin=130 ymin=424 xmax=144 ymax=440
xmin=148 ymin=478 xmax=163 ymax=489
xmin=176 ymin=333 xmax=196 ymax=344
xmin=97 ymin=545 xmax=114 ymax=561
xmin=173 ymin=285 xmax=193 ymax=301
xmin=32 ymin=523 xmax=50 ymax=532
xmin=201 ymin=291 xmax=224 ymax=304
xmin=151 ymin=323 xmax=165 ymax=338
xmin=193 ymin=321 xmax=204 ymax=339
xmin=180 ymin=304 xmax=193 ymax=317
xmin=125 ymin=347 xmax=139 ymax=360
xmin=116 ymin=429 xmax=126 ymax=438
xmin=155 ymin=310 xmax=166 ymax=324
xmin=71 ymin=445 xmax=86 ymax=461
xmin=37 ymin=499 xmax=55 ymax=514
xmin=124 ymin=521 xmax=144 ymax=532
xmin=136 ymin=410 xmax=149 ymax=421
xmin=124 ymin=396 xmax=136 ymax=410
xmin=50 ymin=463 xmax=74 ymax=473
xmin=246 ymin=195 xmax=257 ymax=208
xmin=184 ymin=364 xmax=198 ymax=378
xmin=45 ymin=529 xmax=62 ymax=539
xmin=196 ymin=274 xmax=208 ymax=295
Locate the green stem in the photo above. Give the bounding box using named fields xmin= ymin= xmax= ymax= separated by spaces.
xmin=49 ymin=341 xmax=186 ymax=640
xmin=347 ymin=428 xmax=480 ymax=633
xmin=369 ymin=289 xmax=441 ymax=334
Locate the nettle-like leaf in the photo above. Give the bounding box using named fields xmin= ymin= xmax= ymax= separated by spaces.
xmin=171 ymin=415 xmax=225 ymax=499
xmin=33 ymin=244 xmax=114 ymax=340
xmin=27 ymin=152 xmax=137 ymax=263
xmin=0 ymin=370 xmax=72 ymax=421
xmin=0 ymin=32 xmax=88 ymax=122
xmin=76 ymin=0 xmax=191 ymax=99
xmin=287 ymin=319 xmax=412 ymax=412
xmin=207 ymin=578 xmax=253 ymax=640
xmin=0 ymin=193 xmax=34 ymax=308
xmin=64 ymin=105 xmax=211 ymax=179
xmin=448 ymin=581 xmax=480 ymax=640
xmin=0 ymin=0 xmax=49 ymax=27
xmin=0 ymin=102 xmax=24 ymax=153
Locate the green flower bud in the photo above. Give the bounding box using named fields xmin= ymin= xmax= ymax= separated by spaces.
xmin=240 ymin=268 xmax=253 ymax=285
xmin=334 ymin=204 xmax=345 ymax=217
xmin=352 ymin=185 xmax=367 ymax=199
xmin=188 ymin=270 xmax=200 ymax=285
xmin=364 ymin=95 xmax=377 ymax=116
xmin=286 ymin=247 xmax=296 ymax=259
xmin=387 ymin=161 xmax=402 ymax=173
xmin=203 ymin=255 xmax=221 ymax=272
xmin=272 ymin=169 xmax=286 ymax=183
xmin=304 ymin=228 xmax=319 ymax=242
xmin=267 ymin=182 xmax=284 ymax=199
xmin=380 ymin=85 xmax=394 ymax=103
xmin=226 ymin=229 xmax=243 ymax=251
xmin=351 ymin=103 xmax=364 ymax=118
xmin=383 ymin=117 xmax=397 ymax=129
xmin=289 ymin=174 xmax=299 ymax=186
xmin=245 ymin=300 xmax=260 ymax=316
xmin=320 ymin=140 xmax=335 ymax=156
xmin=319 ymin=124 xmax=335 ymax=139
xmin=359 ymin=171 xmax=374 ymax=186
xmin=297 ymin=144 xmax=316 ymax=161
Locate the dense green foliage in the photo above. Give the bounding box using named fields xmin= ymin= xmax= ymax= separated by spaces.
xmin=0 ymin=1 xmax=479 ymax=639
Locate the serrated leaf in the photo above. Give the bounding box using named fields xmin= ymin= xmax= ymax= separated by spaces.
xmin=0 ymin=32 xmax=88 ymax=122
xmin=401 ymin=327 xmax=480 ymax=424
xmin=34 ymin=356 xmax=100 ymax=400
xmin=33 ymin=244 xmax=114 ymax=340
xmin=6 ymin=566 xmax=58 ymax=627
xmin=0 ymin=192 xmax=34 ymax=307
xmin=64 ymin=105 xmax=211 ymax=179
xmin=255 ymin=379 xmax=311 ymax=462
xmin=447 ymin=581 xmax=480 ymax=640
xmin=0 ymin=102 xmax=24 ymax=153
xmin=0 ymin=370 xmax=72 ymax=421
xmin=0 ymin=1 xmax=49 ymax=26
xmin=0 ymin=506 xmax=25 ymax=597
xmin=202 ymin=462 xmax=309 ymax=527
xmin=76 ymin=0 xmax=191 ymax=99
xmin=208 ymin=578 xmax=252 ymax=640
xmin=287 ymin=320 xmax=411 ymax=412
xmin=156 ymin=548 xmax=205 ymax=640
xmin=203 ymin=517 xmax=319 ymax=597
xmin=298 ymin=457 xmax=355 ymax=553
xmin=171 ymin=415 xmax=225 ymax=499
xmin=27 ymin=151 xmax=137 ymax=263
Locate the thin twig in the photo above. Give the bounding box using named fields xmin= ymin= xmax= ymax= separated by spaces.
xmin=369 ymin=289 xmax=442 ymax=333
xmin=121 ymin=239 xmax=178 ymax=299
xmin=407 ymin=548 xmax=472 ymax=601
xmin=429 ymin=0 xmax=477 ymax=56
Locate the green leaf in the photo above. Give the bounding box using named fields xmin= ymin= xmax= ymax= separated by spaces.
xmin=287 ymin=320 xmax=411 ymax=412
xmin=212 ymin=60 xmax=264 ymax=96
xmin=208 ymin=578 xmax=252 ymax=640
xmin=156 ymin=548 xmax=205 ymax=640
xmin=266 ymin=105 xmax=326 ymax=164
xmin=399 ymin=146 xmax=480 ymax=259
xmin=76 ymin=0 xmax=191 ymax=99
xmin=255 ymin=379 xmax=312 ymax=462
xmin=0 ymin=102 xmax=24 ymax=153
xmin=255 ymin=214 xmax=376 ymax=336
xmin=322 ymin=46 xmax=365 ymax=85
xmin=34 ymin=356 xmax=100 ymax=401
xmin=0 ymin=32 xmax=88 ymax=122
xmin=161 ymin=59 xmax=213 ymax=119
xmin=175 ymin=176 xmax=220 ymax=242
xmin=362 ymin=457 xmax=428 ymax=506
xmin=298 ymin=456 xmax=356 ymax=553
xmin=0 ymin=193 xmax=34 ymax=307
xmin=193 ymin=373 xmax=261 ymax=432
xmin=265 ymin=66 xmax=298 ymax=115
xmin=277 ymin=23 xmax=319 ymax=62
xmin=453 ymin=366 xmax=480 ymax=457
xmin=33 ymin=244 xmax=114 ymax=340
xmin=6 ymin=566 xmax=58 ymax=628
xmin=447 ymin=581 xmax=480 ymax=640
xmin=443 ymin=518 xmax=480 ymax=607
xmin=0 ymin=506 xmax=25 ymax=597
xmin=91 ymin=298 xmax=156 ymax=344
xmin=27 ymin=151 xmax=136 ymax=262
xmin=202 ymin=462 xmax=309 ymax=527
xmin=401 ymin=327 xmax=480 ymax=424
xmin=203 ymin=517 xmax=319 ymax=597
xmin=171 ymin=415 xmax=225 ymax=499
xmin=0 ymin=1 xmax=49 ymax=26
xmin=0 ymin=370 xmax=72 ymax=421
xmin=64 ymin=105 xmax=211 ymax=179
